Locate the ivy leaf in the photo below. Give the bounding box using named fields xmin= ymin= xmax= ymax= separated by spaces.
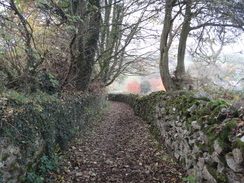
xmin=92 ymin=5 xmax=98 ymax=10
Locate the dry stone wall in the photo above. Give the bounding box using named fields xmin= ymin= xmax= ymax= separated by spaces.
xmin=0 ymin=94 xmax=106 ymax=183
xmin=109 ymin=91 xmax=244 ymax=183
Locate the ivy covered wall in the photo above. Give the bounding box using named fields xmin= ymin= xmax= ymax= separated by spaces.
xmin=0 ymin=92 xmax=106 ymax=182
xmin=109 ymin=91 xmax=244 ymax=183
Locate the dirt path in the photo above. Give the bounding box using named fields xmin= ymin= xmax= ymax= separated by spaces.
xmin=55 ymin=101 xmax=186 ymax=182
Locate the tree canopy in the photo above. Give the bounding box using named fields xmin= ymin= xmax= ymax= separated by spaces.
xmin=0 ymin=0 xmax=243 ymax=93
xmin=159 ymin=0 xmax=244 ymax=91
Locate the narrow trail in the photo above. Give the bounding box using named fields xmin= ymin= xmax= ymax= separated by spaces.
xmin=55 ymin=101 xmax=186 ymax=182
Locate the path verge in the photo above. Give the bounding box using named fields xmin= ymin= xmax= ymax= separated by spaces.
xmin=54 ymin=101 xmax=186 ymax=182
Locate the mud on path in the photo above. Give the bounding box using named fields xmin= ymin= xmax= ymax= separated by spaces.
xmin=54 ymin=101 xmax=186 ymax=182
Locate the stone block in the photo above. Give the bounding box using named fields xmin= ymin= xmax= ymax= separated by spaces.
xmin=226 ymin=154 xmax=243 ymax=173
xmin=211 ymin=152 xmax=220 ymax=163
xmin=192 ymin=144 xmax=200 ymax=154
xmin=191 ymin=121 xmax=201 ymax=131
xmin=233 ymin=149 xmax=243 ymax=164
xmin=217 ymin=162 xmax=225 ymax=173
xmin=203 ymin=152 xmax=214 ymax=165
xmin=214 ymin=140 xmax=223 ymax=155
xmin=203 ymin=166 xmax=217 ymax=183
xmin=197 ymin=158 xmax=205 ymax=171
xmin=185 ymin=156 xmax=194 ymax=169
xmin=226 ymin=168 xmax=243 ymax=183
xmin=110 ymin=92 xmax=244 ymax=183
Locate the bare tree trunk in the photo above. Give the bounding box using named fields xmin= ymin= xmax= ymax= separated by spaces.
xmin=68 ymin=0 xmax=101 ymax=92
xmin=160 ymin=0 xmax=193 ymax=91
xmin=76 ymin=0 xmax=101 ymax=91
xmin=175 ymin=1 xmax=191 ymax=89
xmin=159 ymin=0 xmax=177 ymax=91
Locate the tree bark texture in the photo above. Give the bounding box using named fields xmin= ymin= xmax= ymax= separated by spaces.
xmin=160 ymin=0 xmax=192 ymax=91
xmin=175 ymin=1 xmax=191 ymax=89
xmin=159 ymin=0 xmax=178 ymax=91
xmin=68 ymin=0 xmax=101 ymax=92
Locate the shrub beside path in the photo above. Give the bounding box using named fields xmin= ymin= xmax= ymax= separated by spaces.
xmin=54 ymin=101 xmax=186 ymax=182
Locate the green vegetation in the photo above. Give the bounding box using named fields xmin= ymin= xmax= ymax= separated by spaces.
xmin=233 ymin=138 xmax=244 ymax=154
xmin=206 ymin=165 xmax=228 ymax=183
xmin=167 ymin=93 xmax=240 ymax=156
xmin=0 ymin=89 xmax=105 ymax=182
xmin=182 ymin=173 xmax=198 ymax=183
xmin=21 ymin=154 xmax=60 ymax=183
xmin=0 ymin=1 xmax=243 ymax=181
xmin=110 ymin=88 xmax=243 ymax=183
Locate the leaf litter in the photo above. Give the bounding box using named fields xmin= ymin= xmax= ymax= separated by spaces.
xmin=54 ymin=101 xmax=186 ymax=182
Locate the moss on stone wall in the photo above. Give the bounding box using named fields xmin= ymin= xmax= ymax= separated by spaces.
xmin=206 ymin=165 xmax=228 ymax=183
xmin=0 ymin=91 xmax=106 ymax=182
xmin=109 ymin=91 xmax=244 ymax=183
